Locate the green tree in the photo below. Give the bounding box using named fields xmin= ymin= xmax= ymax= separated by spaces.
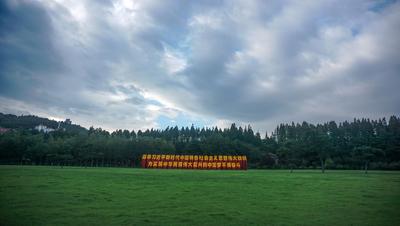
xmin=353 ymin=146 xmax=384 ymax=174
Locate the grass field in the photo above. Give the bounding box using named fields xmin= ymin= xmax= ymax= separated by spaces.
xmin=0 ymin=166 xmax=399 ymax=226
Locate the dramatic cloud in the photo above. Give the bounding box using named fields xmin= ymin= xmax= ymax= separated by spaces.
xmin=1 ymin=0 xmax=399 ymax=132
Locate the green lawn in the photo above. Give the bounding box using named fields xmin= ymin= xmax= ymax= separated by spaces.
xmin=0 ymin=166 xmax=399 ymax=226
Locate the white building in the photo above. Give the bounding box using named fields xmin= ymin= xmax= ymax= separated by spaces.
xmin=34 ymin=124 xmax=55 ymax=133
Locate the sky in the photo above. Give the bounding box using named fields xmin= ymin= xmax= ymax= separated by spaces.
xmin=0 ymin=0 xmax=399 ymax=134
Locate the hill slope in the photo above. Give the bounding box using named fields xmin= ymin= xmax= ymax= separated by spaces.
xmin=0 ymin=112 xmax=86 ymax=132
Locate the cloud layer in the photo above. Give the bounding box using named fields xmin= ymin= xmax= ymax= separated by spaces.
xmin=1 ymin=0 xmax=399 ymax=132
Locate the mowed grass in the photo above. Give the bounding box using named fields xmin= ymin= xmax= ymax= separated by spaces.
xmin=0 ymin=166 xmax=399 ymax=226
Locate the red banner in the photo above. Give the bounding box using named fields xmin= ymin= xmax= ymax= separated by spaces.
xmin=141 ymin=154 xmax=247 ymax=170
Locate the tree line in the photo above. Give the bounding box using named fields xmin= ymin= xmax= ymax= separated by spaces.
xmin=0 ymin=113 xmax=399 ymax=172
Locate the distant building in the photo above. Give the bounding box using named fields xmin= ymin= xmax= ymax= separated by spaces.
xmin=34 ymin=124 xmax=55 ymax=133
xmin=65 ymin=119 xmax=72 ymax=125
xmin=0 ymin=127 xmax=10 ymax=134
